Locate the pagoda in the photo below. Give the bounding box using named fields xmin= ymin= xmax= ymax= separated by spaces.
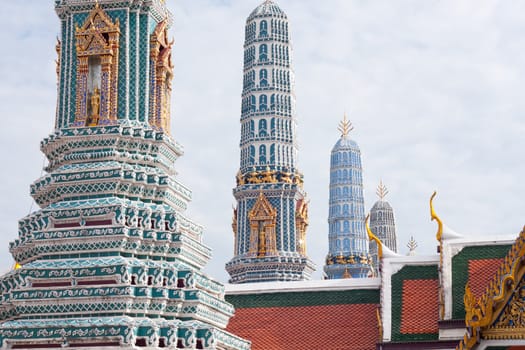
xmin=0 ymin=1 xmax=249 ymax=349
xmin=369 ymin=181 xmax=397 ymax=275
xmin=323 ymin=116 xmax=372 ymax=279
xmin=225 ymin=0 xmax=315 ymax=283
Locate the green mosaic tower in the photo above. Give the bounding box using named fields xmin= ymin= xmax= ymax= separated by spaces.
xmin=0 ymin=1 xmax=250 ymax=349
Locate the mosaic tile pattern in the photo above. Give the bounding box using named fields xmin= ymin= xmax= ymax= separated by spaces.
xmin=391 ymin=264 xmax=439 ymax=341
xmin=451 ymin=244 xmax=511 ymax=319
xmin=227 ymin=289 xmax=380 ymax=350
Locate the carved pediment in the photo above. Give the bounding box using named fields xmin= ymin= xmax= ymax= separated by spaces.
xmin=296 ymin=199 xmax=308 ymax=223
xmin=249 ymin=193 xmax=277 ymax=221
xmin=485 ymin=278 xmax=525 ymax=339
xmin=457 ymin=227 xmax=525 ymax=349
xmin=76 ymin=3 xmax=120 ymax=56
xmin=78 ymin=33 xmax=109 ymax=55
xmin=152 ymin=21 xmax=174 ymax=72
xmin=151 ymin=20 xmax=170 ymax=49
xmin=77 ymin=3 xmax=119 ymax=34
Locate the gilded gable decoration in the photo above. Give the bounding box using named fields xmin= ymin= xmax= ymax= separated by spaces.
xmin=457 ymin=226 xmax=525 ymax=349
xmin=248 ymin=193 xmax=277 ymax=257
xmin=73 ymin=3 xmax=120 ymax=127
xmin=296 ymin=199 xmax=308 ymax=255
xmin=149 ymin=20 xmax=174 ymax=134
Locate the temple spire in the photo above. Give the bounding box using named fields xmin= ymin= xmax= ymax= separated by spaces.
xmin=338 ymin=113 xmax=354 ymax=138
xmin=226 ymin=0 xmax=315 ymax=284
xmin=369 ymin=181 xmax=397 ymax=275
xmin=324 ymin=113 xmax=369 ymax=279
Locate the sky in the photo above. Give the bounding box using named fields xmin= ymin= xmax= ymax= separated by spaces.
xmin=0 ymin=0 xmax=524 ymax=282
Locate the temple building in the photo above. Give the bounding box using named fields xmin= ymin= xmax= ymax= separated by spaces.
xmin=226 ymin=192 xmax=525 ymax=350
xmin=3 ymin=1 xmax=525 ymax=350
xmin=0 ymin=1 xmax=249 ymax=349
xmin=225 ymin=0 xmax=315 ymax=283
xmin=369 ymin=181 xmax=398 ymax=275
xmin=323 ymin=116 xmax=372 ymax=279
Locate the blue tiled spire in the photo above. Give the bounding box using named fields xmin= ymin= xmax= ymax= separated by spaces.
xmin=324 ymin=116 xmax=372 ymax=279
xmin=226 ymin=0 xmax=315 ymax=284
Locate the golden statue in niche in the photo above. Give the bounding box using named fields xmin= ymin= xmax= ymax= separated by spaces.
xmin=257 ymin=221 xmax=267 ymax=257
xmin=248 ymin=193 xmax=277 ymax=257
xmin=150 ymin=21 xmax=174 ymax=134
xmin=91 ymin=87 xmax=100 ymax=115
xmin=74 ymin=3 xmax=120 ymax=127
xmin=86 ymin=87 xmax=100 ymax=126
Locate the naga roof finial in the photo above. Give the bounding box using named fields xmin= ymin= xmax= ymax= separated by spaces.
xmin=365 ymin=214 xmax=383 ymax=259
xmin=376 ymin=180 xmax=389 ymax=200
xmin=338 ymin=112 xmax=354 ymax=138
xmin=430 ymin=191 xmax=443 ymax=242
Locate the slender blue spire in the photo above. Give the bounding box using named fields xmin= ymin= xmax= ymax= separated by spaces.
xmin=324 ymin=115 xmax=372 ymax=279
xmin=226 ymin=0 xmax=315 ymax=284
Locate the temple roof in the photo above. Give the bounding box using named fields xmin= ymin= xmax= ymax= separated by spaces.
xmin=226 ymin=280 xmax=381 ymax=350
xmin=248 ymin=0 xmax=287 ymax=21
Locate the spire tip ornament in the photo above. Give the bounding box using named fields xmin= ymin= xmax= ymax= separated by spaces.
xmin=338 ymin=113 xmax=354 ymax=138
xmin=407 ymin=236 xmax=418 ymax=255
xmin=376 ymin=180 xmax=389 ymax=200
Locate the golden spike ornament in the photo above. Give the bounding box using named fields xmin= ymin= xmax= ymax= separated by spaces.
xmin=365 ymin=214 xmax=383 ymax=259
xmin=338 ymin=113 xmax=354 ymax=138
xmin=430 ymin=191 xmax=443 ymax=242
xmin=376 ymin=180 xmax=389 ymax=200
xmin=406 ymin=236 xmax=418 ymax=252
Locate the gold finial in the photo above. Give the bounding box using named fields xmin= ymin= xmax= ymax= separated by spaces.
xmin=13 ymin=262 xmax=21 ymax=270
xmin=338 ymin=113 xmax=354 ymax=138
xmin=430 ymin=191 xmax=443 ymax=242
xmin=376 ymin=180 xmax=389 ymax=200
xmin=365 ymin=214 xmax=383 ymax=259
xmin=407 ymin=236 xmax=418 ymax=255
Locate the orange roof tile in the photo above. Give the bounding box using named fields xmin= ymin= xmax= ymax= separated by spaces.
xmin=227 ymin=304 xmax=379 ymax=350
xmin=468 ymin=258 xmax=504 ymax=298
xmin=400 ymin=279 xmax=439 ymax=334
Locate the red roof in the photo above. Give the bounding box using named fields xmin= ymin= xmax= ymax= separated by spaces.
xmin=468 ymin=258 xmax=504 ymax=298
xmin=400 ymin=279 xmax=439 ymax=334
xmin=227 ymin=303 xmax=379 ymax=350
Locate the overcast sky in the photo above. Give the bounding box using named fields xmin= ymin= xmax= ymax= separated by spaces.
xmin=0 ymin=1 xmax=524 ymax=282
